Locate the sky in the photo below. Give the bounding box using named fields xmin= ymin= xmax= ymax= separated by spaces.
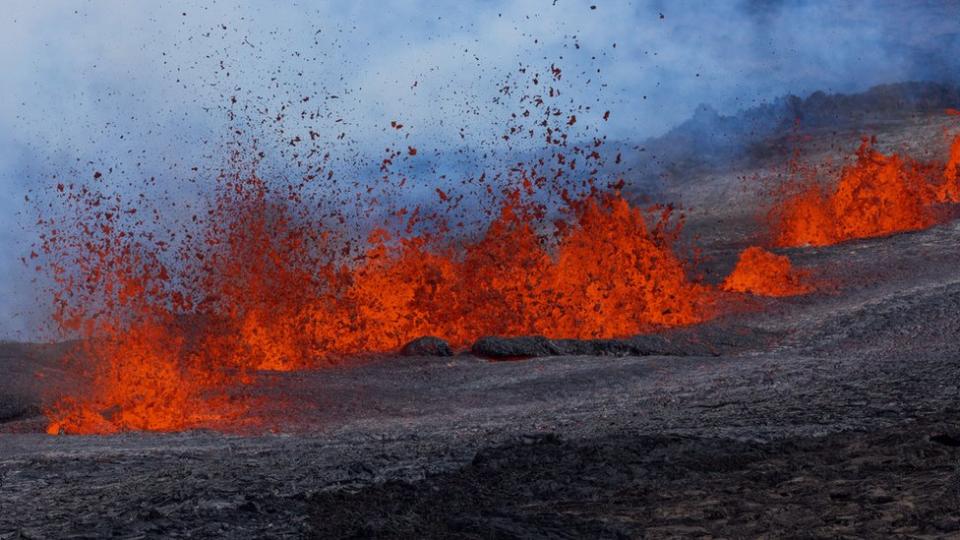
xmin=2 ymin=0 xmax=959 ymax=339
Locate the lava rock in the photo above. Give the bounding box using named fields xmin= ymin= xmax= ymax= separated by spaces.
xmin=471 ymin=336 xmax=561 ymax=359
xmin=400 ymin=336 xmax=453 ymax=357
xmin=0 ymin=393 xmax=40 ymax=423
xmin=471 ymin=332 xmax=722 ymax=359
xmin=552 ymin=337 xmax=657 ymax=356
xmin=930 ymin=432 xmax=960 ymax=447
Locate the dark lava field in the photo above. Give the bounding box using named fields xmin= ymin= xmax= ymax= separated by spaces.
xmin=2 ymin=114 xmax=960 ymax=538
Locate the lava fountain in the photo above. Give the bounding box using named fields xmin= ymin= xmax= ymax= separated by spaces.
xmin=35 ymin=60 xmax=825 ymax=435
xmin=722 ymin=246 xmax=814 ymax=297
xmin=771 ymin=118 xmax=960 ymax=247
xmin=38 ymin=169 xmax=720 ymax=434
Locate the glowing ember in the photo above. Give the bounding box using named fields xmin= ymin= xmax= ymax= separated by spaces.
xmin=721 ymin=246 xmax=813 ymax=297
xmin=772 ymin=123 xmax=960 ymax=247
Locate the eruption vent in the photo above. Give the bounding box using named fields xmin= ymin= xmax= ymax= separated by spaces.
xmin=772 ymin=124 xmax=960 ymax=247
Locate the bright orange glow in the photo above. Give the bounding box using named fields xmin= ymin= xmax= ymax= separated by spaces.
xmin=41 ymin=182 xmax=713 ymax=434
xmin=327 ymin=194 xmax=711 ymax=350
xmin=44 ymin=318 xmax=243 ymax=434
xmin=42 ymin=70 xmax=953 ymax=435
xmin=36 ymin=60 xmax=725 ymax=435
xmin=772 ymin=125 xmax=960 ymax=247
xmin=938 ymin=133 xmax=960 ymax=203
xmin=721 ymin=246 xmax=813 ymax=297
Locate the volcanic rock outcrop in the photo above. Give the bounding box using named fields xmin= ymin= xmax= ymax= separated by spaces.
xmin=400 ymin=336 xmax=454 ymax=357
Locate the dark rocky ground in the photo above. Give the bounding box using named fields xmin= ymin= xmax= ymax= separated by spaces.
xmin=310 ymin=423 xmax=960 ymax=539
xmin=2 ymin=114 xmax=960 ymax=538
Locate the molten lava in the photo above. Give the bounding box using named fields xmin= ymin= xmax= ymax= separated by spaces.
xmin=336 ymin=193 xmax=710 ymax=348
xmin=40 ymin=58 xmax=726 ymax=434
xmin=43 ymin=117 xmax=958 ymax=434
xmin=45 ymin=318 xmax=243 ymax=435
xmin=52 ymin=65 xmax=954 ymax=435
xmin=721 ymin=246 xmax=813 ymax=297
xmin=40 ymin=178 xmax=714 ymax=434
xmin=772 ymin=128 xmax=960 ymax=247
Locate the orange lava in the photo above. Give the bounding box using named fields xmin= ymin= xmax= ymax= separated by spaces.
xmin=40 ymin=180 xmax=713 ymax=433
xmin=39 ymin=58 xmax=731 ymax=433
xmin=44 ymin=318 xmax=243 ymax=435
xmin=341 ymin=193 xmax=710 ymax=347
xmin=56 ymin=67 xmax=960 ymax=435
xmin=772 ymin=128 xmax=960 ymax=247
xmin=721 ymin=246 xmax=813 ymax=297
xmin=42 ymin=116 xmax=958 ymax=434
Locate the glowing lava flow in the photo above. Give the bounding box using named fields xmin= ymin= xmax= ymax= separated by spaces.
xmin=42 ymin=166 xmax=840 ymax=434
xmin=772 ymin=126 xmax=960 ymax=247
xmin=39 ymin=56 xmax=734 ymax=433
xmin=335 ymin=193 xmax=710 ymax=349
xmin=40 ymin=181 xmax=716 ymax=434
xmin=722 ymin=246 xmax=812 ymax=297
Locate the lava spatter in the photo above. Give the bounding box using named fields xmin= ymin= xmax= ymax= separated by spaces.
xmin=722 ymin=246 xmax=813 ymax=297
xmin=37 ymin=62 xmax=717 ymax=435
xmin=771 ymin=120 xmax=960 ymax=247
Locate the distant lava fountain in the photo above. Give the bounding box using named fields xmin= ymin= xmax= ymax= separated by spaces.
xmin=771 ymin=118 xmax=960 ymax=247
